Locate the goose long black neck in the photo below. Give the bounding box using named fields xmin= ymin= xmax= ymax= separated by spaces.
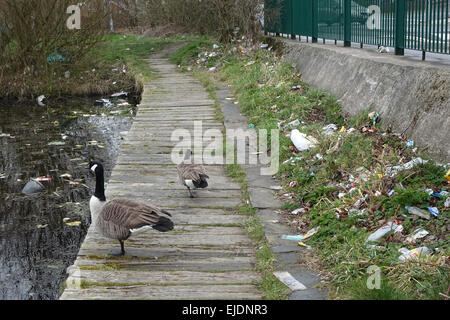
xmin=94 ymin=166 xmax=106 ymax=201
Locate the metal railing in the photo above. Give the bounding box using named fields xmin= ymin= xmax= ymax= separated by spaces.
xmin=265 ymin=0 xmax=450 ymax=57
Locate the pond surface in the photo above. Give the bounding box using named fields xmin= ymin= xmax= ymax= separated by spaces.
xmin=0 ymin=97 xmax=136 ymax=299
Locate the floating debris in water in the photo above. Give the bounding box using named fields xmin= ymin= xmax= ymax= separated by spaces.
xmin=94 ymin=99 xmax=113 ymax=107
xmin=21 ymin=179 xmax=46 ymax=195
xmin=48 ymin=141 xmax=66 ymax=146
xmin=65 ymin=221 xmax=82 ymax=227
xmin=0 ymin=133 xmax=13 ymax=138
xmin=37 ymin=95 xmax=46 ymax=106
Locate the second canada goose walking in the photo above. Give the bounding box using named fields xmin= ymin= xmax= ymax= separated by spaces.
xmin=177 ymin=150 xmax=209 ymax=198
xmin=88 ymin=161 xmax=174 ymax=256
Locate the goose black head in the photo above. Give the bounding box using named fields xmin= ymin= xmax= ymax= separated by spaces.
xmin=88 ymin=160 xmax=104 ymax=175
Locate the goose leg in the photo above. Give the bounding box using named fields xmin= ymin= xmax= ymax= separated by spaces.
xmin=187 ymin=187 xmax=195 ymax=198
xmin=109 ymin=240 xmax=126 ymax=256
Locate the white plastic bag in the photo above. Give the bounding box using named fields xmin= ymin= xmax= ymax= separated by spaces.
xmin=366 ymin=222 xmax=403 ymax=243
xmin=290 ymin=129 xmax=316 ymax=152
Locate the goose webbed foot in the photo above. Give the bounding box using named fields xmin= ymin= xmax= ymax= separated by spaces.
xmin=108 ymin=249 xmax=125 ymax=256
xmin=109 ymin=240 xmax=126 ymax=256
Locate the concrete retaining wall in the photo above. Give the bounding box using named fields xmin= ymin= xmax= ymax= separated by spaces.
xmin=282 ymin=39 xmax=450 ymax=162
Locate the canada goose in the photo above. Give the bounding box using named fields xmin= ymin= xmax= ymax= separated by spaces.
xmin=88 ymin=161 xmax=174 ymax=256
xmin=177 ymin=150 xmax=209 ymax=198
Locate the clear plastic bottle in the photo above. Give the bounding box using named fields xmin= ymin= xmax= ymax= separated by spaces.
xmin=405 ymin=206 xmax=430 ymax=220
xmin=281 ymin=235 xmax=304 ymax=241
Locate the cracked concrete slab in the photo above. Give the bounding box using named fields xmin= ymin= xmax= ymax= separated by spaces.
xmin=216 ymin=82 xmax=327 ymax=300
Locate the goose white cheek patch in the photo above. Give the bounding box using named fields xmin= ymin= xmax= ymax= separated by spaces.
xmin=91 ymin=164 xmax=98 ymax=173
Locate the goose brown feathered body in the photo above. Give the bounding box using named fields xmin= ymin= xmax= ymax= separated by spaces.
xmin=177 ymin=150 xmax=209 ymax=198
xmin=96 ymin=199 xmax=173 ymax=241
xmin=88 ymin=161 xmax=174 ymax=255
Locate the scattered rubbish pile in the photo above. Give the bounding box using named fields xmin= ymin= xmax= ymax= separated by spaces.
xmin=178 ymin=39 xmax=449 ymax=298
xmin=385 ymin=157 xmax=429 ymax=177
xmin=276 ymin=107 xmax=449 ymax=272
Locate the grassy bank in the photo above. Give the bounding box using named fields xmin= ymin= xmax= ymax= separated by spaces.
xmin=0 ymin=34 xmax=175 ymax=101
xmin=170 ymin=39 xmax=449 ymax=300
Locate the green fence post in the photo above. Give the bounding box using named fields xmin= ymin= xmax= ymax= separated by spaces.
xmin=264 ymin=0 xmax=268 ymax=35
xmin=344 ymin=0 xmax=351 ymax=47
xmin=395 ymin=0 xmax=406 ymax=55
xmin=312 ymin=0 xmax=318 ymax=43
xmin=290 ymin=0 xmax=296 ymax=39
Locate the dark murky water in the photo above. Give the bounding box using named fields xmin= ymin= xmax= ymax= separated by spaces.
xmin=0 ymin=98 xmax=136 ymax=299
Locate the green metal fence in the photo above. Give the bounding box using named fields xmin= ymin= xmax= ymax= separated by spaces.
xmin=265 ymin=0 xmax=450 ymax=56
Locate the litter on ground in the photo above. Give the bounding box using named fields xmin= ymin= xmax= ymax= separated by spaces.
xmin=398 ymin=247 xmax=433 ymax=262
xmin=273 ymin=271 xmax=307 ymax=291
xmin=366 ymin=222 xmax=403 ymax=243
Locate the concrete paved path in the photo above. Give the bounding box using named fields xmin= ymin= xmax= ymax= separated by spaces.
xmin=60 ymin=50 xmax=264 ymax=300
